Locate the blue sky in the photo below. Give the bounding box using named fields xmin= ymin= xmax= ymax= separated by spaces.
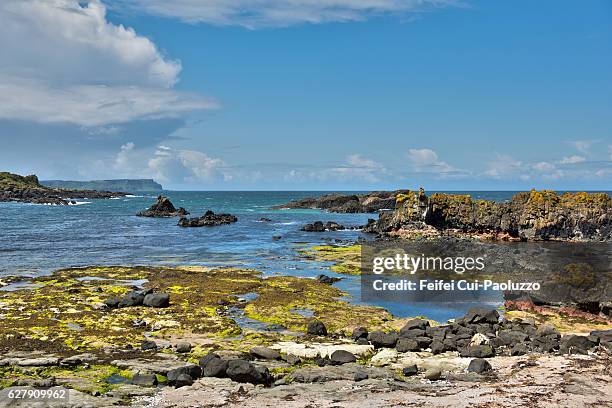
xmin=0 ymin=0 xmax=610 ymax=190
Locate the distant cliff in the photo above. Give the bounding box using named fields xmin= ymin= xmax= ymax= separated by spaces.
xmin=41 ymin=179 xmax=162 ymax=193
xmin=1 ymin=172 xmax=125 ymax=205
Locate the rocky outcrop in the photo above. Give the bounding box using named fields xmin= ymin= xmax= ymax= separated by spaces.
xmin=137 ymin=196 xmax=189 ymax=217
xmin=178 ymin=210 xmax=238 ymax=227
xmin=366 ymin=188 xmax=612 ymax=242
xmin=0 ymin=172 xmax=125 ymax=205
xmin=273 ymin=191 xmax=404 ymax=213
xmin=301 ymin=221 xmax=346 ymax=231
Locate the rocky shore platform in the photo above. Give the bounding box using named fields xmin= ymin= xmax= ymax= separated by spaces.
xmin=0 ymin=265 xmax=610 ymax=407
xmin=0 ymin=172 xmax=125 ymax=205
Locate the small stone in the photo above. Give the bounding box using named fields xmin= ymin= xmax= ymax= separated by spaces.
xmin=307 ymin=320 xmax=327 ymax=336
xmin=402 ymin=364 xmax=418 ymax=376
xmin=167 ymin=365 xmax=202 ymax=385
xmin=467 ymin=358 xmax=492 ymax=373
xmin=423 ymin=368 xmax=442 ymax=380
xmin=354 ymin=370 xmax=369 ymax=381
xmin=176 ymin=342 xmax=191 ymax=353
xmin=356 ymin=338 xmax=370 ymax=345
xmin=141 ymin=340 xmax=157 ymax=351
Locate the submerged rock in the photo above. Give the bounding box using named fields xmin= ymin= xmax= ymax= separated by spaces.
xmin=178 ymin=210 xmax=238 ymax=227
xmin=137 ymin=196 xmax=189 ymax=217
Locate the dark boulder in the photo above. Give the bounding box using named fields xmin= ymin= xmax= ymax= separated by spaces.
xmin=399 ymin=328 xmax=427 ymax=339
xmin=167 ymin=365 xmax=201 ymax=385
xmin=352 ymin=327 xmax=368 ymax=340
xmin=462 ymin=307 xmax=499 ymax=325
xmin=307 ymin=320 xmax=327 ymax=336
xmin=498 ymin=330 xmax=529 ymax=346
xmin=174 ymin=374 xmax=193 ymax=388
xmin=396 ymin=338 xmax=420 ymax=352
xmin=430 ymin=339 xmax=445 ymax=354
xmin=119 ymin=291 xmax=145 ymax=307
xmin=225 ymin=360 xmax=272 ymax=385
xmin=368 ymin=331 xmax=398 ymax=348
xmin=200 ymin=354 xmax=228 ymax=378
xmin=467 ymin=358 xmax=492 ymax=373
xmin=560 ymin=335 xmax=597 ymax=354
xmin=137 ymin=196 xmax=189 ymax=217
xmin=317 ymin=274 xmax=341 ymax=285
xmin=401 ymin=319 xmax=430 ymax=332
xmin=511 ymin=343 xmax=530 ymax=356
xmin=104 ymin=297 xmax=120 ymax=309
xmin=143 ymin=293 xmax=170 ymax=308
xmin=460 ymin=345 xmax=495 ymax=358
xmin=176 ymin=342 xmax=191 ymax=353
xmin=178 ymin=210 xmax=238 ymax=227
xmin=301 ymin=221 xmax=346 ymax=232
xmin=330 ymin=350 xmax=357 ymax=365
xmin=402 ymin=364 xmax=418 ymax=376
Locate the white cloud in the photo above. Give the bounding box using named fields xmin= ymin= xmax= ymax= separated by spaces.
xmin=407 ymin=148 xmax=458 ymax=175
xmin=148 ymin=146 xmax=228 ymax=183
xmin=484 ymin=154 xmax=524 ymax=179
xmin=116 ymin=0 xmax=457 ymax=28
xmin=558 ymin=155 xmax=586 ymax=165
xmin=567 ymin=140 xmax=593 ymax=154
xmin=285 ymin=154 xmax=387 ymax=183
xmin=0 ymin=0 xmax=214 ymax=126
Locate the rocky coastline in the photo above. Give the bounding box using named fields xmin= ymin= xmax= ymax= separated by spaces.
xmin=272 ymin=191 xmax=402 ymax=213
xmin=0 ymin=172 xmax=125 ymax=205
xmin=0 ymin=265 xmax=609 ymax=407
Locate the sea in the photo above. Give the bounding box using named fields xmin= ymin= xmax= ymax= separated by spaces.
xmin=0 ymin=190 xmax=571 ymax=321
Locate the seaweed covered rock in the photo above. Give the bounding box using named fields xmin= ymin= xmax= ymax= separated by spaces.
xmin=367 ymin=189 xmax=612 ymax=241
xmin=178 ymin=210 xmax=237 ymax=227
xmin=137 ymin=196 xmax=189 ymax=217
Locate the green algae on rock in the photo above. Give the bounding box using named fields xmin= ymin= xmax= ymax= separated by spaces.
xmin=300 ymin=244 xmax=362 ymax=275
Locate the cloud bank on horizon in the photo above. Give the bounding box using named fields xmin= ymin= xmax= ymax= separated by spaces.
xmin=0 ymin=0 xmax=610 ymax=190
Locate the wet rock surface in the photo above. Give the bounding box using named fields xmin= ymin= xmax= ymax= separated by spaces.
xmin=366 ymin=188 xmax=612 ymax=242
xmin=178 ymin=210 xmax=238 ymax=227
xmin=273 ymin=191 xmax=403 ymax=213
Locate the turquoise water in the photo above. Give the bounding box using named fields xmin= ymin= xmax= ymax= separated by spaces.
xmin=0 ymin=190 xmax=537 ymax=321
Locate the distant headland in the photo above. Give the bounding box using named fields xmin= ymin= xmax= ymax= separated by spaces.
xmin=41 ymin=179 xmax=163 ymax=193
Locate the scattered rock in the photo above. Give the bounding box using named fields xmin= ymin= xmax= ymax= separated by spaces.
xmin=352 ymin=327 xmax=368 ymax=340
xmin=225 ymin=359 xmax=271 ymax=385
xmin=467 ymin=358 xmax=492 ymax=373
xmin=511 ymin=343 xmax=530 ymax=356
xmin=250 ymin=346 xmax=281 ymax=360
xmin=368 ymin=331 xmax=398 ymax=348
xmin=423 ymin=368 xmax=442 ymax=381
xmin=143 ymin=293 xmax=170 ymax=308
xmin=137 ymin=196 xmax=189 ymax=217
xmin=354 ymin=370 xmax=369 ymax=381
xmin=307 ymin=320 xmax=327 ymax=336
xmin=302 ymin=221 xmax=346 ymax=232
xmin=167 ymin=365 xmax=201 ymax=386
xmin=330 ymin=350 xmax=357 ymax=365
xmin=282 ymin=354 xmax=301 ymax=366
xmin=174 ymin=374 xmax=193 ymax=388
xmin=200 ymin=355 xmax=228 ymax=378
xmin=460 ymin=345 xmax=495 ymax=358
xmin=140 ymin=340 xmax=157 ymax=351
xmin=402 ymin=364 xmax=418 ymax=376
xmin=316 ymin=274 xmax=341 ymax=285
xmin=132 ymin=373 xmax=158 ymax=387
xmin=119 ymin=291 xmax=146 ymax=308
xmin=396 ymin=338 xmax=419 ymax=353
xmin=178 ymin=210 xmax=238 ymax=227
xmin=176 ymin=342 xmax=191 ymax=353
